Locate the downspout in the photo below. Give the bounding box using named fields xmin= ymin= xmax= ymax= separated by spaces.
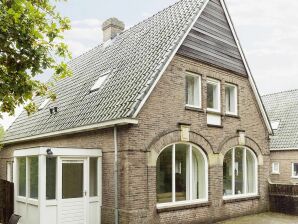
xmin=114 ymin=126 xmax=119 ymax=224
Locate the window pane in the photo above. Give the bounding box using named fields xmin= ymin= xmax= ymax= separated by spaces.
xmin=89 ymin=158 xmax=98 ymax=197
xmin=29 ymin=157 xmax=38 ymax=199
xmin=175 ymin=144 xmax=187 ymax=202
xmin=235 ymin=148 xmax=244 ymax=195
xmin=192 ymin=147 xmax=206 ymax=199
xmin=46 ymin=158 xmax=56 ymax=200
xmin=223 ymin=150 xmax=233 ymax=196
xmin=62 ymin=163 xmax=83 ymax=199
xmin=246 ymin=150 xmax=256 ymax=194
xmin=186 ymin=75 xmax=200 ymax=106
xmin=207 ymin=81 xmax=219 ymax=110
xmin=18 ymin=158 xmax=26 ymax=197
xmin=156 ymin=146 xmax=172 ymax=203
xmin=293 ymin=164 xmax=298 ymax=177
xmin=225 ymin=85 xmax=236 ymax=113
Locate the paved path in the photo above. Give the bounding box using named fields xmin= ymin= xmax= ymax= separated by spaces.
xmin=217 ymin=212 xmax=298 ymax=224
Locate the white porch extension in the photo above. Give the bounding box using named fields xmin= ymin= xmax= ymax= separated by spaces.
xmin=13 ymin=147 xmax=102 ymax=224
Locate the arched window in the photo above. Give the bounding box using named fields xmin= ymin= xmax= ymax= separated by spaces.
xmin=223 ymin=147 xmax=258 ymax=198
xmin=156 ymin=143 xmax=208 ymax=206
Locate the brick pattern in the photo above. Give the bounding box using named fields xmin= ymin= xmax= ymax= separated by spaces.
xmin=270 ymin=150 xmax=298 ymax=184
xmin=0 ymin=55 xmax=270 ymax=224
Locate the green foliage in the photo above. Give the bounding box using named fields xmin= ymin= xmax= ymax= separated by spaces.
xmin=0 ymin=125 xmax=4 ymax=141
xmin=0 ymin=0 xmax=72 ymax=116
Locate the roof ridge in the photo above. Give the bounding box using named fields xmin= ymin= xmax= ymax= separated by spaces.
xmin=262 ymin=88 xmax=298 ymax=97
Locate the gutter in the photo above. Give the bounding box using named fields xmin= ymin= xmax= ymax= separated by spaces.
xmin=3 ymin=118 xmax=138 ymax=145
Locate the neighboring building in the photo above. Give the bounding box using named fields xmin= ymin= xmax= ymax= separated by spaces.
xmin=0 ymin=0 xmax=272 ymax=223
xmin=263 ymin=89 xmax=298 ymax=185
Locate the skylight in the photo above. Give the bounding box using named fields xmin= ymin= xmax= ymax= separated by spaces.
xmin=38 ymin=99 xmax=50 ymax=110
xmin=271 ymin=121 xmax=280 ymax=130
xmin=90 ymin=72 xmax=109 ymax=92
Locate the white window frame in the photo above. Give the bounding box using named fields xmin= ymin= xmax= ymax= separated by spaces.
xmin=6 ymin=161 xmax=13 ymax=182
xmin=185 ymin=72 xmax=202 ymax=109
xmin=156 ymin=143 xmax=208 ymax=209
xmin=291 ymin=163 xmax=298 ymax=178
xmin=207 ymin=78 xmax=221 ymax=113
xmin=223 ymin=147 xmax=258 ymax=200
xmin=271 ymin=162 xmax=280 ymax=174
xmin=225 ymin=83 xmax=238 ymax=115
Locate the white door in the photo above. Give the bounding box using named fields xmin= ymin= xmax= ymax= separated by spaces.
xmin=58 ymin=159 xmax=87 ymax=224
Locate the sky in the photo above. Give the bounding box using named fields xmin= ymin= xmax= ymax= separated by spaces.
xmin=1 ymin=0 xmax=298 ymax=129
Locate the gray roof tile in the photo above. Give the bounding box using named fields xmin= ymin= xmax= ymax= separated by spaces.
xmin=5 ymin=0 xmax=207 ymax=142
xmin=262 ymin=89 xmax=298 ymax=149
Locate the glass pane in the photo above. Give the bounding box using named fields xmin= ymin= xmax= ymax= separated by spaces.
xmin=46 ymin=158 xmax=56 ymax=200
xmin=89 ymin=158 xmax=98 ymax=197
xmin=223 ymin=150 xmax=233 ymax=196
xmin=192 ymin=147 xmax=206 ymax=199
xmin=29 ymin=157 xmax=39 ymax=199
xmin=246 ymin=150 xmax=256 ymax=194
xmin=235 ymin=147 xmax=244 ymax=195
xmin=175 ymin=144 xmax=187 ymax=202
xmin=186 ymin=75 xmax=199 ymax=106
xmin=294 ymin=164 xmax=298 ymax=177
xmin=62 ymin=162 xmax=83 ymax=199
xmin=207 ymin=82 xmax=219 ymax=110
xmin=18 ymin=158 xmax=26 ymax=197
xmin=225 ymin=85 xmax=236 ymax=113
xmin=156 ymin=146 xmax=172 ymax=203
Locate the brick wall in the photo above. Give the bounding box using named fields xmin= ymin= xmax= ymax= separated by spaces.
xmin=270 ymin=150 xmax=298 ymax=184
xmin=0 ymin=55 xmax=270 ymax=223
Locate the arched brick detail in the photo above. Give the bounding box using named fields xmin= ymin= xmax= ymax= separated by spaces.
xmin=147 ymin=130 xmax=213 ymax=166
xmin=219 ymin=135 xmax=263 ymax=157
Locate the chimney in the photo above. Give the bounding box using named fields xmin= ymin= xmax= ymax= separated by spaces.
xmin=102 ymin=17 xmax=125 ymax=42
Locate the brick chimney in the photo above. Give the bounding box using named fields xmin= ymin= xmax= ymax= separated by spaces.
xmin=102 ymin=17 xmax=125 ymax=42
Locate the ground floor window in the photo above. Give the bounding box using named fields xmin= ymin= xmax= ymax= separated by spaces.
xmin=223 ymin=147 xmax=258 ymax=198
xmin=156 ymin=143 xmax=208 ymax=206
xmin=292 ymin=163 xmax=298 ymax=178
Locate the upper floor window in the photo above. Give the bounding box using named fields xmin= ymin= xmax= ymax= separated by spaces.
xmin=185 ymin=72 xmax=201 ymax=108
xmin=156 ymin=143 xmax=208 ymax=208
xmin=223 ymin=147 xmax=258 ymax=198
xmin=207 ymin=78 xmax=220 ymax=112
xmin=225 ymin=84 xmax=237 ymax=115
xmin=292 ymin=163 xmax=298 ymax=178
xmin=271 ymin=162 xmax=280 ymax=174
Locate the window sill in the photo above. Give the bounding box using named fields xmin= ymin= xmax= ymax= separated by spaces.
xmin=156 ymin=201 xmax=210 ymax=213
xmin=271 ymin=172 xmax=280 ymax=175
xmin=185 ymin=105 xmax=204 ymax=113
xmin=207 ymin=124 xmax=223 ymax=128
xmin=225 ymin=113 xmax=240 ymax=119
xmin=207 ymin=110 xmax=222 ymax=115
xmin=223 ymin=195 xmax=260 ymax=204
xmin=291 ymin=176 xmax=298 ymax=179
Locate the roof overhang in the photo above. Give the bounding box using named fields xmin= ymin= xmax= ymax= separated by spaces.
xmin=3 ymin=118 xmax=138 ymax=145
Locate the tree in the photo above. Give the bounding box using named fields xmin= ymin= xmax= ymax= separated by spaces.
xmin=0 ymin=0 xmax=72 ymax=116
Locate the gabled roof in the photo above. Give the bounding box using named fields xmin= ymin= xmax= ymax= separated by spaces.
xmin=4 ymin=0 xmax=272 ymax=144
xmin=263 ymin=89 xmax=298 ymax=150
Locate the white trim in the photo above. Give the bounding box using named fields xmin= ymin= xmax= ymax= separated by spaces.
xmin=4 ymin=118 xmax=138 ymax=144
xmin=223 ymin=194 xmax=259 ymax=201
xmin=156 ymin=199 xmax=208 ymax=210
xmin=207 ymin=78 xmax=221 ymax=113
xmin=225 ymin=83 xmax=238 ymax=116
xmin=220 ymin=0 xmax=273 ymax=135
xmin=14 ymin=147 xmax=102 ymax=157
xmin=270 ymin=148 xmax=298 ymax=151
xmin=292 ymin=163 xmax=298 ymax=178
xmin=132 ymin=0 xmax=210 ymax=118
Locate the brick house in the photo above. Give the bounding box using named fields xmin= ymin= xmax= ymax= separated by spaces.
xmin=263 ymin=89 xmax=298 ymax=185
xmin=0 ymin=0 xmax=273 ymax=223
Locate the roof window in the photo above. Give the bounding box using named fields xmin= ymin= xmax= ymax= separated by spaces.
xmin=38 ymin=99 xmax=50 ymax=110
xmin=90 ymin=72 xmax=109 ymax=92
xmin=271 ymin=121 xmax=280 ymax=130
